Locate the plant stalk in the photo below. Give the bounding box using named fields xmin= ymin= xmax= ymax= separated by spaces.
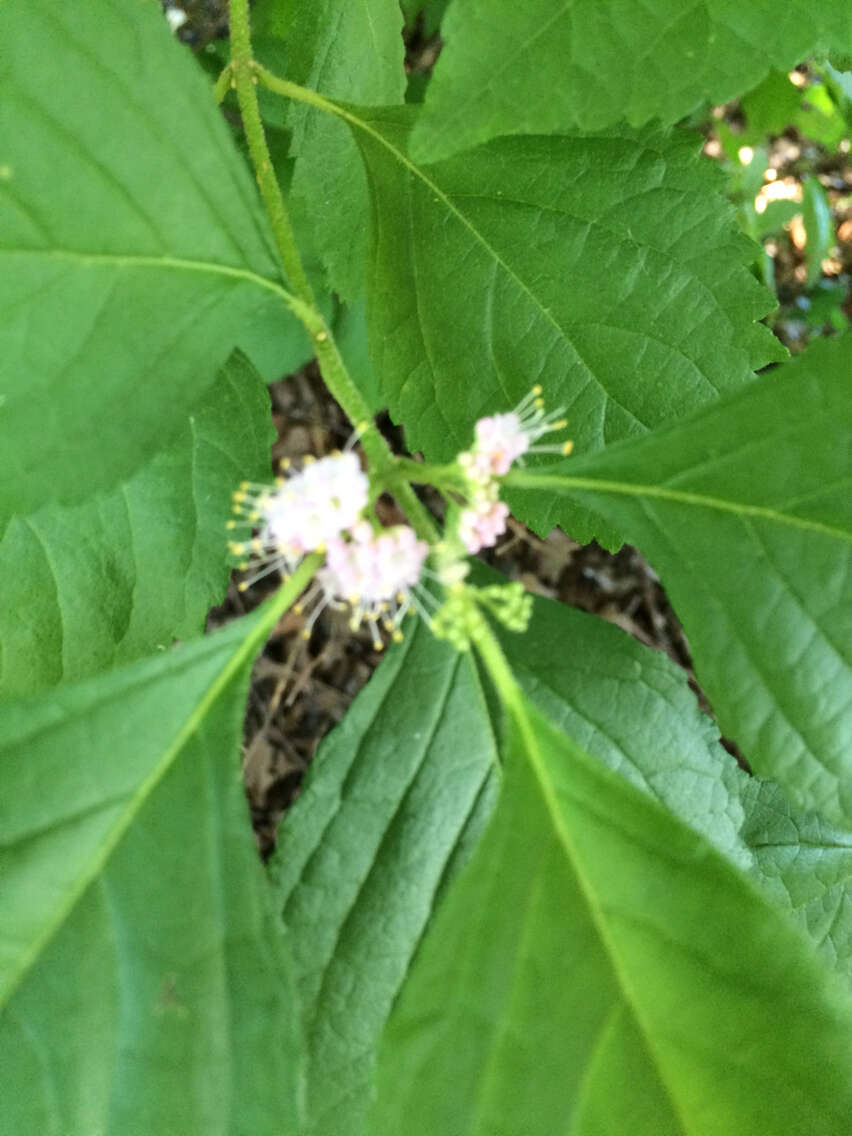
xmin=226 ymin=0 xmax=437 ymax=541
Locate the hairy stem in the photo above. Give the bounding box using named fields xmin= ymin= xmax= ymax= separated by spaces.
xmin=229 ymin=0 xmax=314 ymax=302
xmin=226 ymin=0 xmax=437 ymax=541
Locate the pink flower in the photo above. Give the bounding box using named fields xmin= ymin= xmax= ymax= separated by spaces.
xmin=459 ymin=386 xmax=573 ymax=485
xmin=322 ymin=522 xmax=428 ymax=605
xmin=458 ymin=498 xmax=510 ymax=554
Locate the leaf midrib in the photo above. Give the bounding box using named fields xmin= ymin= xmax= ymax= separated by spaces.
xmin=506 ymin=470 xmax=852 ymax=543
xmin=0 ymin=246 xmax=291 ymax=304
xmin=513 ymin=708 xmax=692 ymax=1134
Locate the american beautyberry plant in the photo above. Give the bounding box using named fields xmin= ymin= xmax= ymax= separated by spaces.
xmin=1 ymin=1 xmax=851 ymax=1133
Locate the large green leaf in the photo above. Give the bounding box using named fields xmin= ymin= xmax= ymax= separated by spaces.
xmin=0 ymin=591 xmax=311 ymax=1135
xmin=504 ymin=575 xmax=852 ymax=987
xmin=371 ymin=694 xmax=852 ymax=1133
xmin=284 ymin=0 xmax=406 ymax=299
xmin=269 ymin=571 xmax=846 ymax=1131
xmin=0 ymin=351 xmax=273 ymax=697
xmin=411 ymin=0 xmax=852 ymax=161
xmin=342 ymin=105 xmax=782 ymax=541
xmin=0 ymin=0 xmax=287 ymax=524
xmin=507 ymin=334 xmax=852 ymax=827
xmin=269 ymin=621 xmax=500 ymax=1136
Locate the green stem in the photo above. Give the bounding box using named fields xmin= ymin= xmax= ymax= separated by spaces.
xmin=226 ymin=0 xmax=437 ymax=542
xmin=254 ymin=65 xmax=342 ymax=120
xmin=229 ymin=0 xmax=314 ymax=303
xmin=389 ymin=457 xmax=469 ymax=495
xmin=213 ymin=61 xmax=232 ymax=105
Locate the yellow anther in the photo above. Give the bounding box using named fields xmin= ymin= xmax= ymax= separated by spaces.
xmin=249 ymin=512 xmax=260 ymax=522
xmin=229 ymin=541 xmax=245 ymax=553
xmin=349 ymin=617 xmax=359 ymax=631
xmin=239 ymin=480 xmax=250 ymax=490
xmin=315 ymin=330 xmax=327 ymax=342
xmin=349 ymin=593 xmax=361 ymax=605
xmin=562 ymin=440 xmax=574 ymax=455
xmin=330 ymin=449 xmax=341 ymax=458
xmin=382 ymin=619 xmax=394 ymax=632
xmin=375 ymin=641 xmax=385 ymax=652
xmin=396 ymin=592 xmax=405 ymax=604
xmin=531 ymin=384 xmax=543 ymax=395
xmin=392 ymin=630 xmax=404 ymax=643
xmin=226 ymin=520 xmax=236 ymax=530
xmin=301 ymin=628 xmax=311 ymax=640
xmin=274 ymin=476 xmax=285 ymax=487
xmin=293 ymin=602 xmax=304 ymax=614
xmin=302 ymin=455 xmax=315 ymax=466
xmin=237 ymin=581 xmax=249 ymax=592
xmin=251 ymin=539 xmax=263 ymax=553
xmin=534 ymin=397 xmax=545 ymax=409
xmin=552 ymin=418 xmax=568 ymax=430
xmin=280 ymin=458 xmax=291 ymax=470
xmin=232 ymin=490 xmax=246 ymax=503
xmin=379 ymin=602 xmax=390 ymax=612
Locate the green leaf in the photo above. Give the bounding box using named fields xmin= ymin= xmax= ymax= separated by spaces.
xmin=740 ymin=70 xmax=803 ymax=136
xmin=0 ymin=0 xmax=285 ymax=525
xmin=284 ymin=0 xmax=406 ymax=299
xmin=345 ymin=106 xmax=782 ymax=540
xmin=802 ymin=177 xmax=833 ymax=287
xmin=0 ymin=351 xmax=273 ymax=696
xmin=499 ymin=571 xmax=852 ymax=987
xmin=410 ymin=0 xmax=852 ymax=161
xmin=742 ymin=780 xmax=852 ymax=989
xmin=331 ymin=298 xmax=382 ymax=410
xmin=371 ymin=694 xmax=852 ymax=1133
xmin=269 ymin=621 xmax=499 ymax=1136
xmin=495 ymin=582 xmax=752 ymax=869
xmin=507 ymin=334 xmax=852 ymax=827
xmin=270 ymin=570 xmax=842 ymax=1131
xmin=0 ymin=601 xmax=306 ymax=1135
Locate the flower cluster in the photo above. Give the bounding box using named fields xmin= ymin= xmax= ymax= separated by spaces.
xmin=320 ymin=522 xmax=429 ymax=647
xmin=456 ymin=386 xmax=573 ymax=554
xmin=228 ymin=450 xmax=369 ymax=582
xmin=227 ymin=388 xmax=572 ymax=650
xmin=228 ymin=449 xmax=428 ymax=649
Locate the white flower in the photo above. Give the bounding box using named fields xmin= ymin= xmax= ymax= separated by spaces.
xmin=267 ymin=452 xmax=368 ymax=553
xmin=228 ymin=451 xmax=369 ymax=590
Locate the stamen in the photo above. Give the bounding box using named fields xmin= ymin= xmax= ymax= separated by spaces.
xmin=236 ymin=555 xmax=290 ymax=592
